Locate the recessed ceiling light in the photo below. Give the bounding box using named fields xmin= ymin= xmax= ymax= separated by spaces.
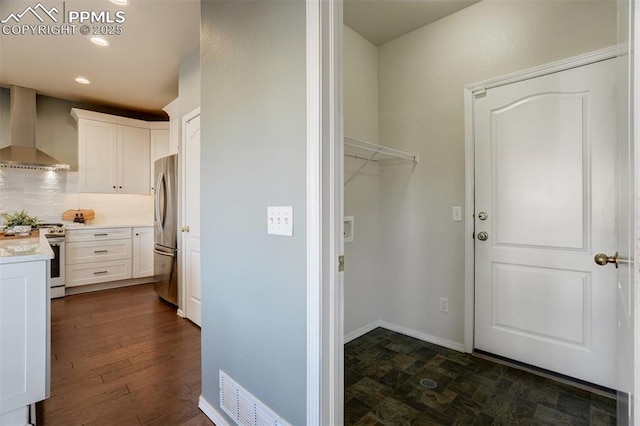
xmin=90 ymin=36 xmax=110 ymax=47
xmin=75 ymin=77 xmax=91 ymax=85
xmin=110 ymin=0 xmax=128 ymax=5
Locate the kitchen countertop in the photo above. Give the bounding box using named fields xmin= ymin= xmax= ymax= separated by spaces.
xmin=0 ymin=232 xmax=53 ymax=265
xmin=64 ymin=222 xmax=154 ymax=229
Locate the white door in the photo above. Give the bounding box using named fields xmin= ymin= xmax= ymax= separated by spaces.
xmin=183 ymin=114 xmax=202 ymax=326
xmin=474 ymin=59 xmax=618 ymax=389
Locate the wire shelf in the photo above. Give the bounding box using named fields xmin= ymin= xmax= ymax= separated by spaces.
xmin=344 ymin=137 xmax=418 ymax=163
xmin=344 ymin=137 xmax=418 ymax=186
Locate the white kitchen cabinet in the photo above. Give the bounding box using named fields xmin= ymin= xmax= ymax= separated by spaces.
xmin=77 ymin=119 xmax=118 ymax=193
xmin=163 ymin=98 xmax=180 ymax=155
xmin=66 ymin=239 xmax=132 ymax=264
xmin=66 ymin=227 xmax=132 ymax=242
xmin=0 ymin=261 xmax=49 ymax=420
xmin=72 ymin=109 xmax=166 ymax=195
xmin=66 ymin=259 xmax=132 ymax=287
xmin=66 ymin=227 xmax=133 ymax=287
xmin=149 ymin=124 xmax=170 ymax=193
xmin=119 ymin=125 xmax=150 ymax=194
xmin=132 ymin=227 xmax=154 ymax=278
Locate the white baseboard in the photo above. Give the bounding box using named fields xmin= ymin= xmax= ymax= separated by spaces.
xmin=378 ymin=320 xmax=466 ymax=353
xmin=198 ymin=395 xmax=230 ymax=426
xmin=344 ymin=319 xmax=466 ymax=353
xmin=177 ymin=309 xmax=185 ymax=318
xmin=344 ymin=320 xmax=381 ymax=343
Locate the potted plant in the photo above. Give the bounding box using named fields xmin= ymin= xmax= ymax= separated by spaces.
xmin=3 ymin=210 xmax=39 ymax=235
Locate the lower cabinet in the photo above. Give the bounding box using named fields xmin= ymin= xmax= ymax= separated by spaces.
xmin=66 ymin=259 xmax=133 ymax=287
xmin=133 ymin=227 xmax=154 ymax=278
xmin=66 ymin=226 xmax=154 ymax=287
xmin=0 ymin=260 xmax=48 ymax=419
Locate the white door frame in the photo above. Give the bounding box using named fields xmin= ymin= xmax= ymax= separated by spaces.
xmin=179 ymin=107 xmax=201 ymax=320
xmin=307 ymin=0 xmax=343 ymax=424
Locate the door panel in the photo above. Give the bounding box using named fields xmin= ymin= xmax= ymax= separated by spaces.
xmin=493 ymin=93 xmax=587 ymax=249
xmin=492 ymin=264 xmax=589 ymax=346
xmin=118 ymin=125 xmax=150 ymax=194
xmin=474 ymin=58 xmax=618 ymax=389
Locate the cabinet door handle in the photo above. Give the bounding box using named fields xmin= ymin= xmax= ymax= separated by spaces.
xmin=94 ymin=250 xmax=108 ymax=254
xmin=94 ymin=233 xmax=108 ymax=237
xmin=113 ymin=185 xmax=116 ymax=189
xmin=94 ymin=271 xmax=108 ymax=275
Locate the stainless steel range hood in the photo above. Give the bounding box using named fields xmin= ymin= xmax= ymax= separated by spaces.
xmin=0 ymin=86 xmax=70 ymax=171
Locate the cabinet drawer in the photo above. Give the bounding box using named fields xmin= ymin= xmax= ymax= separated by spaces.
xmin=66 ymin=228 xmax=132 ymax=242
xmin=66 ymin=260 xmax=132 ymax=287
xmin=66 ymin=240 xmax=132 ymax=264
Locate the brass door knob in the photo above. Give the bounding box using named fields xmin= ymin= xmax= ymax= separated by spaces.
xmin=594 ymin=251 xmax=627 ymax=269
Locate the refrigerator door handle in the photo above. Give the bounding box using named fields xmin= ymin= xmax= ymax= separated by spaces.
xmin=155 ymin=171 xmax=167 ymax=231
xmin=153 ymin=247 xmax=175 ymax=257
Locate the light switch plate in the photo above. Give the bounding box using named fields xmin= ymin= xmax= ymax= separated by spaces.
xmin=267 ymin=206 xmax=293 ymax=236
xmin=452 ymin=206 xmax=462 ymax=222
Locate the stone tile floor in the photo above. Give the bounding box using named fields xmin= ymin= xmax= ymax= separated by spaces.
xmin=345 ymin=328 xmax=616 ymax=425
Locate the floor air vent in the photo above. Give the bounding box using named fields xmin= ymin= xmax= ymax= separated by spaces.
xmin=220 ymin=371 xmax=290 ymax=426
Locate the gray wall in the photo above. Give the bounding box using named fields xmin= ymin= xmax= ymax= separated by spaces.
xmin=0 ymin=87 xmax=166 ymax=171
xmin=343 ymin=25 xmax=384 ymax=337
xmin=200 ymin=1 xmax=307 ymax=424
xmin=179 ymin=46 xmax=201 ymax=117
xmin=376 ymin=0 xmax=617 ymax=344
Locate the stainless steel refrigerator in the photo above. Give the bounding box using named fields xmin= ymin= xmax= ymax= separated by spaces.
xmin=153 ymin=154 xmax=178 ymax=306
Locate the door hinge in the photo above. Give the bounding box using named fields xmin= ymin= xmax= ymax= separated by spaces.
xmin=338 ymin=255 xmax=345 ymax=272
xmin=473 ymin=87 xmax=487 ymax=98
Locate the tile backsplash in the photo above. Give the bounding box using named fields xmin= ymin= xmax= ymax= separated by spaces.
xmin=0 ymin=169 xmax=153 ymax=225
xmin=0 ymin=168 xmax=68 ymax=222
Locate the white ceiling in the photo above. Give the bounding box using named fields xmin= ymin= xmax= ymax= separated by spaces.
xmin=0 ymin=0 xmax=200 ymax=116
xmin=344 ymin=0 xmax=480 ymax=46
xmin=0 ymin=0 xmax=475 ymax=116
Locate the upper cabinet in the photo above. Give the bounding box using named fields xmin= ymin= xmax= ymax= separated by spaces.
xmin=149 ymin=123 xmax=170 ymax=193
xmin=162 ymin=98 xmax=180 ymax=155
xmin=118 ymin=125 xmax=150 ymax=194
xmin=71 ymin=109 xmax=168 ymax=194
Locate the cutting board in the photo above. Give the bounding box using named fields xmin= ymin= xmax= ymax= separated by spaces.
xmin=62 ymin=209 xmax=95 ymax=222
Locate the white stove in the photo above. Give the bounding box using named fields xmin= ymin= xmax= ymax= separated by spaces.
xmin=38 ymin=223 xmax=65 ymax=298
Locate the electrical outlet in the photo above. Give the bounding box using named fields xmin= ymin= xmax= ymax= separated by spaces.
xmin=440 ymin=297 xmax=449 ymax=313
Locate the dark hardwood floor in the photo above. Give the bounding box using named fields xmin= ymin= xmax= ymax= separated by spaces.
xmin=44 ymin=283 xmax=213 ymax=426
